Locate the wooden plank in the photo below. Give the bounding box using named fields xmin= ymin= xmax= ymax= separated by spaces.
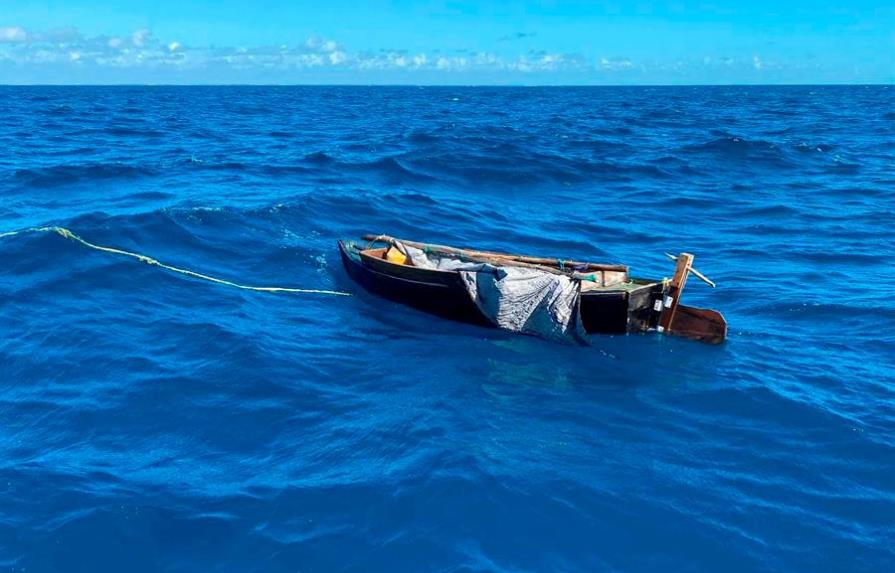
xmin=359 ymin=243 xmax=626 ymax=286
xmin=659 ymin=252 xmax=693 ymax=332
xmin=668 ymin=304 xmax=727 ymax=344
xmin=664 ymin=253 xmax=716 ymax=287
xmin=361 ymin=234 xmax=628 ymax=273
xmin=363 ymin=245 xmax=574 ymax=279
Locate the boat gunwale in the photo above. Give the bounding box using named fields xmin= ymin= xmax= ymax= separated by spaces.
xmin=343 ymin=241 xmax=661 ymax=296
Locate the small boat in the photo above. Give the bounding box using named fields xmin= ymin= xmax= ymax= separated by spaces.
xmin=338 ymin=234 xmax=727 ymax=344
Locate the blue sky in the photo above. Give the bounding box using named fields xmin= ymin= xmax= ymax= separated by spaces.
xmin=1 ymin=1 xmax=892 ymax=84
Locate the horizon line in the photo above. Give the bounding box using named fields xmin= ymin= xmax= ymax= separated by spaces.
xmin=0 ymin=82 xmax=892 ymax=88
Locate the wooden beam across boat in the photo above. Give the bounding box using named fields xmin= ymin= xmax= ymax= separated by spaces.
xmin=361 ymin=234 xmax=628 ymax=272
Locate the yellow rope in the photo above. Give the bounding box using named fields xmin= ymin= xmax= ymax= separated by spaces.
xmin=1 ymin=226 xmax=351 ymax=297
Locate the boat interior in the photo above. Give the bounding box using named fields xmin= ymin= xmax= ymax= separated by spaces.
xmin=355 ymin=244 xmax=660 ymax=292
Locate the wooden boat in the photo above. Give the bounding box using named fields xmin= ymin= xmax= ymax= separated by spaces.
xmin=338 ymin=235 xmax=727 ymax=344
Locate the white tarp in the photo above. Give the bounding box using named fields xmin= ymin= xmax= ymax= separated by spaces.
xmin=459 ymin=266 xmax=585 ymax=342
xmin=400 ymin=243 xmax=586 ymax=342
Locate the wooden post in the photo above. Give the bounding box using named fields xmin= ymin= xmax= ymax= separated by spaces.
xmin=660 ymin=252 xmax=694 ymax=332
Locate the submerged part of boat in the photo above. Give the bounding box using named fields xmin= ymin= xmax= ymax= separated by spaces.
xmin=338 ymin=235 xmax=727 ymax=344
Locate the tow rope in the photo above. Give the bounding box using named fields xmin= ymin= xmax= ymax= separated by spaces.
xmin=0 ymin=226 xmax=351 ymax=297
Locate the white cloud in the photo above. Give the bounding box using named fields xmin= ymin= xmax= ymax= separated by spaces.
xmin=0 ymin=25 xmax=617 ymax=78
xmin=430 ymin=55 xmax=475 ymax=71
xmin=132 ymin=29 xmax=150 ymax=47
xmin=304 ymin=53 xmax=324 ymax=66
xmin=474 ymin=52 xmax=502 ymax=67
xmin=304 ymin=36 xmax=340 ymax=53
xmin=3 ymin=24 xmax=804 ymax=82
xmin=0 ymin=26 xmax=626 ymax=79
xmin=0 ymin=26 xmax=28 ymax=43
xmin=599 ymin=56 xmax=634 ymax=71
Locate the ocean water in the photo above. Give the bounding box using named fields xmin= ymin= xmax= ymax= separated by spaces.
xmin=1 ymin=85 xmax=893 ymax=572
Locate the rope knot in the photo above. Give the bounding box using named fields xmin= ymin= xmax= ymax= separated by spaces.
xmin=54 ymin=227 xmax=74 ymax=240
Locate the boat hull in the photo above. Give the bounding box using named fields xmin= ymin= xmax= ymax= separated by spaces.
xmin=339 ymin=240 xmax=664 ymax=336
xmin=339 ymin=240 xmax=491 ymax=326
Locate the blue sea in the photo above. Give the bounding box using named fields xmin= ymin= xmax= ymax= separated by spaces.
xmin=1 ymin=85 xmax=893 ymax=572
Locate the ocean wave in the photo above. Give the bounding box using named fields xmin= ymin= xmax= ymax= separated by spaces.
xmin=303 ymin=150 xmax=336 ymax=164
xmin=688 ymin=135 xmax=779 ymax=153
xmin=45 ymin=104 xmax=75 ymax=116
xmin=12 ymin=162 xmax=158 ymax=187
xmin=347 ymin=156 xmax=438 ymax=183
